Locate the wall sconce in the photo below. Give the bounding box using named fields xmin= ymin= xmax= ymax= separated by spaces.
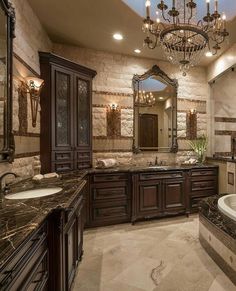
xmin=20 ymin=77 xmax=44 ymax=127
xmin=108 ymin=103 xmax=119 ymax=111
xmin=186 ymin=109 xmax=197 ymax=140
xmin=106 ymin=103 xmax=121 ymax=137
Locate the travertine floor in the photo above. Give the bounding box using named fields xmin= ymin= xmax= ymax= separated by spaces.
xmin=73 ymin=215 xmax=236 ymax=291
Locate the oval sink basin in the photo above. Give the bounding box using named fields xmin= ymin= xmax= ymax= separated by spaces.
xmin=5 ymin=187 xmax=63 ymax=200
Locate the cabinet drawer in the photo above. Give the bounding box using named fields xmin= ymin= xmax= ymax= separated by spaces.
xmin=92 ymin=185 xmax=128 ymax=202
xmin=190 ymin=179 xmax=216 ymax=192
xmin=52 ymin=161 xmax=74 ymax=172
xmin=77 ymin=161 xmax=91 ymax=170
xmin=20 ymin=249 xmax=49 ymax=291
xmin=190 ymin=169 xmax=217 ymax=177
xmin=92 ymin=203 xmax=130 ymax=223
xmin=0 ymin=223 xmax=48 ymax=290
xmin=93 ymin=173 xmax=128 ymax=183
xmin=139 ymin=171 xmax=183 ymax=181
xmin=53 ymin=151 xmax=73 ymax=161
xmin=77 ymin=151 xmax=91 ymax=160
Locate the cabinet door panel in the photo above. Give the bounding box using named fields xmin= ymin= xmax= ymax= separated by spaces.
xmin=163 ymin=180 xmax=185 ymax=211
xmin=52 ymin=66 xmax=74 ymax=151
xmin=74 ymin=75 xmax=91 ymax=148
xmin=139 ymin=181 xmax=162 ymax=213
xmin=64 ymin=217 xmax=77 ymax=291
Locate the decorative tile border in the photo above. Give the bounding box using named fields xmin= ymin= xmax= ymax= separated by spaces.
xmin=177 ymin=110 xmax=206 ymax=114
xmin=215 ymin=130 xmax=236 ymax=136
xmin=93 ymin=90 xmax=133 ymax=97
xmin=15 ymin=151 xmax=40 ymax=158
xmin=13 ymin=131 xmax=40 ymax=138
xmin=93 ymin=136 xmax=132 ymax=140
xmin=215 ymin=117 xmax=236 ymax=123
xmin=93 ymin=104 xmax=133 ymax=109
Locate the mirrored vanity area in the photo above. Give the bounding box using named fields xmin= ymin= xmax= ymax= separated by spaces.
xmin=0 ymin=0 xmax=14 ymax=162
xmin=133 ymin=65 xmax=178 ymax=153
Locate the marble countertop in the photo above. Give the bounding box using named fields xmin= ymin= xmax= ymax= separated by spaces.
xmin=88 ymin=163 xmax=218 ymax=174
xmin=199 ymin=194 xmax=236 ymax=239
xmin=0 ymin=170 xmax=87 ymax=268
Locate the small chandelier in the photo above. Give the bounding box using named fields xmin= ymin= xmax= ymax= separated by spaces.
xmin=142 ymin=0 xmax=229 ymax=76
xmin=135 ymin=90 xmax=156 ymax=106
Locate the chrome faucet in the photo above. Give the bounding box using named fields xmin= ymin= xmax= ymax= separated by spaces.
xmin=0 ymin=172 xmax=18 ymax=199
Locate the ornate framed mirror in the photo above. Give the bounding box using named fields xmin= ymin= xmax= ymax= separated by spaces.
xmin=0 ymin=0 xmax=15 ymax=162
xmin=132 ymin=65 xmax=178 ymax=153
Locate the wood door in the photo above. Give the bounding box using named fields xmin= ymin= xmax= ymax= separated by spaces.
xmin=138 ymin=180 xmax=162 ymax=217
xmin=51 ymin=65 xmax=74 ymax=152
xmin=64 ymin=215 xmax=77 ymax=291
xmin=139 ymin=113 xmax=158 ymax=148
xmin=162 ymin=179 xmax=185 ymax=212
xmin=74 ymin=74 xmax=92 ymax=169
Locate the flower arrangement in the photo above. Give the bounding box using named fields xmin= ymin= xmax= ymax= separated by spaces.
xmin=188 ymin=135 xmax=208 ymax=164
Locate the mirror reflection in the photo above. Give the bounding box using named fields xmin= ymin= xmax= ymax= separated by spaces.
xmin=0 ymin=7 xmax=7 ymax=150
xmin=133 ymin=66 xmax=178 ymax=152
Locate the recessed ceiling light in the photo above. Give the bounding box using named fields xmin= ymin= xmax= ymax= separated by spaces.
xmin=134 ymin=49 xmax=141 ymax=54
xmin=205 ymin=51 xmax=213 ymax=57
xmin=159 ymin=97 xmax=164 ymax=100
xmin=113 ymin=33 xmax=123 ymax=40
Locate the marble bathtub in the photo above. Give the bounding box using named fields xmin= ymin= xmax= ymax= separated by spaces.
xmin=199 ymin=195 xmax=236 ymax=286
xmin=218 ymin=194 xmax=236 ymax=222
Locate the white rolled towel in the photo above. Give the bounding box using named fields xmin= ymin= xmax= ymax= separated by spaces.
xmin=96 ymin=158 xmax=118 ymax=169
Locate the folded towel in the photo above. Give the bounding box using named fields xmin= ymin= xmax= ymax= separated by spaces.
xmin=44 ymin=172 xmax=59 ymax=179
xmin=32 ymin=174 xmax=44 ymax=181
xmin=96 ymin=159 xmax=118 ymax=169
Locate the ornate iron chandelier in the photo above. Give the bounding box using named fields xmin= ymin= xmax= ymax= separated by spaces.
xmin=143 ymin=0 xmax=229 ymax=76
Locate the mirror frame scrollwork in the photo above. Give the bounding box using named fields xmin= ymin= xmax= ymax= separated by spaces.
xmin=0 ymin=0 xmax=15 ymax=162
xmin=132 ymin=65 xmax=178 ymax=153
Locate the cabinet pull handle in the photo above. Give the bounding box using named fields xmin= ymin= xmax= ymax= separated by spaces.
xmin=200 ymin=171 xmax=208 ymax=175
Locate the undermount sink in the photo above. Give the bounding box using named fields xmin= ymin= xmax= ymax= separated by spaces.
xmin=5 ymin=187 xmax=63 ymax=200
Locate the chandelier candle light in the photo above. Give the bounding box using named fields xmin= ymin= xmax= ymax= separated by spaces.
xmin=142 ymin=0 xmax=229 ymax=76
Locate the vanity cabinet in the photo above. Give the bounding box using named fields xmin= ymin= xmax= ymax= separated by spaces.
xmin=88 ymin=173 xmax=131 ymax=227
xmin=132 ymin=171 xmax=186 ymax=222
xmin=0 ymin=222 xmax=49 ymax=291
xmin=39 ymin=52 xmax=97 ymax=173
xmin=49 ymin=189 xmax=85 ymax=291
xmin=187 ymin=168 xmax=218 ymax=214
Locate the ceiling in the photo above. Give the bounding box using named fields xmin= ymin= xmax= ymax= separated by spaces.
xmin=28 ymin=0 xmax=236 ymax=66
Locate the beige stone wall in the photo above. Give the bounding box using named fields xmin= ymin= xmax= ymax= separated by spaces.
xmin=53 ymin=44 xmax=209 ymax=166
xmin=0 ymin=0 xmax=52 ymax=177
xmin=211 ymin=69 xmax=236 ymax=156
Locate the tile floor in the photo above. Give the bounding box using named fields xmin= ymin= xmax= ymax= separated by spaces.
xmin=72 ymin=215 xmax=236 ymax=291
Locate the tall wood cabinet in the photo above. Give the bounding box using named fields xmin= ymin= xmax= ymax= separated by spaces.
xmin=39 ymin=52 xmax=97 ymax=173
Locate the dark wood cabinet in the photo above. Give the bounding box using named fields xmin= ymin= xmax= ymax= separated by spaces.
xmin=132 ymin=171 xmax=187 ymax=222
xmin=48 ymin=182 xmax=86 ymax=291
xmin=162 ymin=179 xmax=185 ymax=213
xmin=187 ymin=167 xmax=218 ymax=214
xmin=138 ymin=180 xmax=162 ymax=215
xmin=88 ymin=173 xmax=131 ymax=227
xmin=0 ymin=222 xmax=49 ymax=291
xmin=39 ymin=52 xmax=96 ymax=173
